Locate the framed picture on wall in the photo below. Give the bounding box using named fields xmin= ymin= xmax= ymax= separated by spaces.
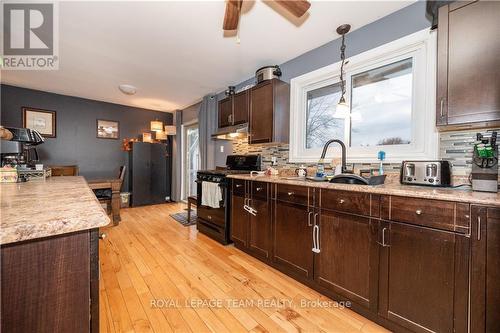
xmin=22 ymin=107 xmax=56 ymax=138
xmin=96 ymin=119 xmax=120 ymax=139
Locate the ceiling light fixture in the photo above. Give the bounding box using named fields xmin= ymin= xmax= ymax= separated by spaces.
xmin=118 ymin=84 xmax=137 ymax=95
xmin=335 ymin=24 xmax=351 ymax=118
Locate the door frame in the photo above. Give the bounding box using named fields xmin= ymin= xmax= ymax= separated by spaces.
xmin=181 ymin=119 xmax=199 ymax=201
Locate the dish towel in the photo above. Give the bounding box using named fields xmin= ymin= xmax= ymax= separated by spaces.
xmin=201 ymin=181 xmax=223 ymax=209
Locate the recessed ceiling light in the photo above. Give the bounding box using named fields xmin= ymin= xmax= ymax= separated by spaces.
xmin=118 ymin=84 xmax=137 ymax=95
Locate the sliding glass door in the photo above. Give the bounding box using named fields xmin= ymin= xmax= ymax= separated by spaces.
xmin=182 ymin=123 xmax=199 ymax=200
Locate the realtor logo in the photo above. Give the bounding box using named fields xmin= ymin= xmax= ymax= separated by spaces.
xmin=2 ymin=2 xmax=59 ymax=70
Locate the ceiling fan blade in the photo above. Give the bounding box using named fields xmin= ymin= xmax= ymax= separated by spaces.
xmin=223 ymin=0 xmax=242 ymax=30
xmin=274 ymin=0 xmax=311 ymax=17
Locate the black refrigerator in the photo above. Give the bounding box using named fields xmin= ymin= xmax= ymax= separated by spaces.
xmin=129 ymin=142 xmax=171 ymax=206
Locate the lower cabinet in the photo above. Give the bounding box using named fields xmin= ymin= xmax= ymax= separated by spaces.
xmin=314 ymin=210 xmax=379 ymax=311
xmin=1 ymin=229 xmax=100 ymax=333
xmin=273 ymin=200 xmax=314 ymax=279
xmin=471 ymin=206 xmax=500 ymax=333
xmin=248 ymin=197 xmax=272 ymax=260
xmin=231 ymin=193 xmax=248 ymax=247
xmin=230 ymin=181 xmax=498 ymax=333
xmin=378 ymin=221 xmax=469 ymax=333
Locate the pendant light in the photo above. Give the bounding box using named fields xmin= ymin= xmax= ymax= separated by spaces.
xmin=150 ymin=119 xmax=163 ymax=132
xmin=335 ymin=24 xmax=351 ymax=118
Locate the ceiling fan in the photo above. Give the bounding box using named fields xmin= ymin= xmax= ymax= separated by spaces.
xmin=223 ymin=0 xmax=311 ymax=30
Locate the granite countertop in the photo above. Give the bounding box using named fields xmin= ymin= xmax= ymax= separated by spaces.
xmin=0 ymin=176 xmax=110 ymax=245
xmin=227 ymin=174 xmax=500 ymax=207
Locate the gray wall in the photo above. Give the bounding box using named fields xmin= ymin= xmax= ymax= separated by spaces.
xmin=213 ymin=1 xmax=432 ymax=163
xmin=1 ymin=84 xmax=173 ymax=188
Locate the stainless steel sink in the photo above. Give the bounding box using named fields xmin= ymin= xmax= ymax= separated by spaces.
xmin=329 ymin=174 xmax=386 ymax=185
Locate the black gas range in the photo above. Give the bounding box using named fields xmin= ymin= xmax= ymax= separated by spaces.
xmin=196 ymin=155 xmax=261 ymax=244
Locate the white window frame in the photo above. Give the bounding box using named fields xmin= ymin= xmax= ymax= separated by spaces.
xmin=289 ymin=28 xmax=438 ymax=163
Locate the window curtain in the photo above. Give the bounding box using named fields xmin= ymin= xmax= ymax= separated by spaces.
xmin=198 ymin=94 xmax=218 ymax=170
xmin=171 ymin=110 xmax=182 ymax=202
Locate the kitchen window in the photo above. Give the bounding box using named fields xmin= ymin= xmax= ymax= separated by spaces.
xmin=290 ymin=29 xmax=438 ymax=163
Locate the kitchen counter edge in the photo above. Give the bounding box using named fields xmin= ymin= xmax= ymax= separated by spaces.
xmin=227 ymin=174 xmax=500 ymax=207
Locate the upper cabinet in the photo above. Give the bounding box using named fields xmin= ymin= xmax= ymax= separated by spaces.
xmin=217 ymin=79 xmax=290 ymax=144
xmin=232 ymin=90 xmax=249 ymax=125
xmin=249 ymin=79 xmax=289 ymax=144
xmin=218 ymin=97 xmax=233 ymax=128
xmin=436 ymin=0 xmax=500 ymax=130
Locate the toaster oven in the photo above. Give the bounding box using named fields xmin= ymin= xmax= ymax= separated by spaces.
xmin=400 ymin=161 xmax=451 ymax=187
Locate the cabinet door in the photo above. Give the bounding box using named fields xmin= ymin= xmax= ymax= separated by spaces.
xmin=218 ymin=98 xmax=232 ymax=128
xmin=379 ymin=222 xmax=469 ymax=333
xmin=232 ymin=90 xmax=248 ymax=125
xmin=273 ymin=201 xmax=314 ymax=279
xmin=231 ymin=194 xmax=248 ymax=248
xmin=437 ymin=1 xmax=500 ymax=127
xmin=471 ymin=206 xmax=500 ymax=333
xmin=249 ymin=82 xmax=273 ymax=144
xmin=314 ymin=211 xmax=379 ymax=311
xmin=248 ymin=197 xmax=271 ymax=260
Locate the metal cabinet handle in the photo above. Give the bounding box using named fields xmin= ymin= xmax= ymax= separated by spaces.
xmin=415 ymin=209 xmax=422 ymax=215
xmin=256 ymin=187 xmax=263 ymax=192
xmin=207 ymin=215 xmax=212 ymax=220
xmin=307 ymin=211 xmax=313 ymax=227
xmin=235 ymin=184 xmax=243 ymax=188
xmin=287 ymin=192 xmax=294 ymax=196
xmin=339 ymin=199 xmax=345 ymax=204
xmin=99 ymin=233 xmax=106 ymax=240
xmin=440 ymin=98 xmax=445 ymax=117
xmin=315 ymin=215 xmax=320 ymax=252
xmin=228 ymin=114 xmax=233 ymax=123
xmin=376 ymin=227 xmax=390 ymax=247
xmin=477 ymin=216 xmax=481 ymax=241
xmin=312 ymin=225 xmax=317 ymax=252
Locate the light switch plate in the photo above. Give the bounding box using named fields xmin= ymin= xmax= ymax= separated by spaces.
xmin=220 ymin=145 xmax=224 ymax=153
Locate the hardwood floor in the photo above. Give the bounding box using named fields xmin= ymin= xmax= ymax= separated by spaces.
xmin=99 ymin=203 xmax=389 ymax=333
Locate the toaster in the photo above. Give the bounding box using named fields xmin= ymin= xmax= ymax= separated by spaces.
xmin=400 ymin=161 xmax=451 ymax=187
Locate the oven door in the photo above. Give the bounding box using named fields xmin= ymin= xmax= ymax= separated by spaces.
xmin=196 ymin=180 xmax=227 ymax=228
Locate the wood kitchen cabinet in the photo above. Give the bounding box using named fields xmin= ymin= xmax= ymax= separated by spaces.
xmin=247 ymin=182 xmax=271 ymax=260
xmin=273 ymin=185 xmax=314 ymax=279
xmin=232 ymin=90 xmax=249 ymax=125
xmin=378 ymin=221 xmax=469 ymax=333
xmin=436 ymin=0 xmax=500 ymax=129
xmin=218 ymin=90 xmax=249 ymax=129
xmin=231 ymin=182 xmax=248 ymax=248
xmin=218 ymin=97 xmax=233 ymax=128
xmin=249 ymin=79 xmax=289 ymax=144
xmin=314 ymin=210 xmax=379 ymax=311
xmin=1 ymin=229 xmax=100 ymax=333
xmin=230 ymin=180 xmax=272 ymax=260
xmin=470 ymin=206 xmax=500 ymax=333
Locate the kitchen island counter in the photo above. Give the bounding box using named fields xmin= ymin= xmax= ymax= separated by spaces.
xmin=227 ymin=174 xmax=500 ymax=207
xmin=0 ymin=176 xmax=110 ymax=245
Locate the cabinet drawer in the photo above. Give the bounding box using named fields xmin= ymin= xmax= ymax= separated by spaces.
xmin=320 ymin=189 xmax=371 ymax=216
xmin=232 ymin=179 xmax=245 ymax=196
xmin=276 ymin=184 xmax=310 ymax=206
xmin=383 ymin=196 xmax=470 ymax=233
xmin=197 ymin=206 xmax=225 ymax=228
xmin=251 ymin=181 xmax=268 ymax=200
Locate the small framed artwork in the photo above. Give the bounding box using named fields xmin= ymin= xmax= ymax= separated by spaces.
xmin=22 ymin=107 xmax=56 ymax=138
xmin=96 ymin=119 xmax=120 ymax=139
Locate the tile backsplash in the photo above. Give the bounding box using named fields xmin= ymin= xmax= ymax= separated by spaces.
xmin=231 ymin=128 xmax=500 ymax=184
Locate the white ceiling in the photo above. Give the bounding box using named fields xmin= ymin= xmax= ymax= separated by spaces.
xmin=1 ymin=1 xmax=414 ymax=112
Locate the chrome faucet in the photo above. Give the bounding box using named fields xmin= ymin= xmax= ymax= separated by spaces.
xmin=319 ymin=139 xmax=347 ymax=174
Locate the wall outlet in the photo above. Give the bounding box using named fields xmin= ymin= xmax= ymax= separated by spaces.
xmin=271 ymin=156 xmax=277 ymax=166
xmin=220 ymin=145 xmax=224 ymax=153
